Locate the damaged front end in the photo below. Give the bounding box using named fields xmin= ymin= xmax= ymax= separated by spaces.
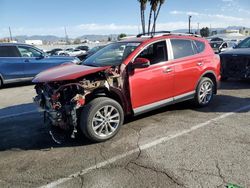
xmin=34 ymin=68 xmax=124 ymax=144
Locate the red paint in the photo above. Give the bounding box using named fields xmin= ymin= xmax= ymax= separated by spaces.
xmin=34 ymin=34 xmax=220 ymax=112
xmin=33 ymin=64 xmax=110 ymax=83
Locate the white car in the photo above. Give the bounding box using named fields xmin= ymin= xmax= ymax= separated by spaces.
xmin=57 ymin=48 xmax=87 ymax=57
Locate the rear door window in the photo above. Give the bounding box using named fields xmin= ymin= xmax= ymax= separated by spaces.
xmin=0 ymin=46 xmax=20 ymax=57
xmin=171 ymin=39 xmax=196 ymax=59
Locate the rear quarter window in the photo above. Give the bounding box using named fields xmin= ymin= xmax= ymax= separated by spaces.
xmin=171 ymin=39 xmax=196 ymax=59
xmin=0 ymin=46 xmax=20 ymax=57
xmin=194 ymin=40 xmax=205 ymax=53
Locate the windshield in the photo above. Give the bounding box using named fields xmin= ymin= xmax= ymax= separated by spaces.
xmin=83 ymin=42 xmax=140 ymax=67
xmin=236 ymin=37 xmax=250 ymax=48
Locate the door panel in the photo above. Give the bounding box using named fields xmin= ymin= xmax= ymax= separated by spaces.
xmin=129 ymin=62 xmax=174 ymax=109
xmin=173 ymin=55 xmax=202 ymax=96
xmin=0 ymin=58 xmax=25 ymax=80
xmin=23 ymin=58 xmax=60 ymax=77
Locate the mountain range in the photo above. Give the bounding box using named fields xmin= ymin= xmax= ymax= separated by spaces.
xmin=4 ymin=26 xmax=248 ymax=42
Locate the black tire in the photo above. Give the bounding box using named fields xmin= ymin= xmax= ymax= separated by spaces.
xmin=0 ymin=78 xmax=3 ymax=88
xmin=194 ymin=77 xmax=214 ymax=107
xmin=80 ymin=97 xmax=124 ymax=142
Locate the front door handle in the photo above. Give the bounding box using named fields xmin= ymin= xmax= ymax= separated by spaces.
xmin=24 ymin=59 xmax=29 ymax=63
xmin=163 ymin=67 xmax=173 ymax=73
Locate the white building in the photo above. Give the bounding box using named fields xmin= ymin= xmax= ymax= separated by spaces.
xmin=239 ymin=28 xmax=250 ymax=36
xmin=25 ymin=40 xmax=43 ymax=45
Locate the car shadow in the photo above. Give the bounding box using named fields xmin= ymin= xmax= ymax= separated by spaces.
xmin=1 ymin=81 xmax=34 ymax=89
xmin=125 ymin=94 xmax=250 ymax=123
xmin=0 ymin=94 xmax=249 ymax=151
xmin=220 ymin=79 xmax=250 ymax=90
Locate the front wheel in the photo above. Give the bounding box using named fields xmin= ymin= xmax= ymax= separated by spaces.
xmin=0 ymin=78 xmax=3 ymax=88
xmin=194 ymin=77 xmax=214 ymax=107
xmin=80 ymin=97 xmax=124 ymax=142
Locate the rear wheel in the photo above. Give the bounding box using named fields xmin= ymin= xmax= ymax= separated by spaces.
xmin=194 ymin=77 xmax=214 ymax=107
xmin=80 ymin=97 xmax=124 ymax=142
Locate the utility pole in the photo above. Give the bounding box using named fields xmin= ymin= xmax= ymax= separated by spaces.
xmin=9 ymin=26 xmax=13 ymax=42
xmin=188 ymin=16 xmax=192 ymax=34
xmin=197 ymin=22 xmax=200 ymax=35
xmin=64 ymin=26 xmax=69 ymax=44
xmin=210 ymin=24 xmax=212 ymax=36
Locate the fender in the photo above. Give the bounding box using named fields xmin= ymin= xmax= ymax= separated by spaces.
xmin=196 ymin=70 xmax=218 ymax=94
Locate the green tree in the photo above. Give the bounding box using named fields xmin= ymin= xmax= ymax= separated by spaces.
xmin=118 ymin=33 xmax=127 ymax=40
xmin=138 ymin=0 xmax=148 ymax=34
xmin=200 ymin=27 xmax=210 ymax=37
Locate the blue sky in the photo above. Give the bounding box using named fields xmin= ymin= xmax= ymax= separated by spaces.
xmin=0 ymin=0 xmax=250 ymax=37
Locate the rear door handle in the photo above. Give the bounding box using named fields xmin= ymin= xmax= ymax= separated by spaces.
xmin=24 ymin=59 xmax=29 ymax=63
xmin=163 ymin=67 xmax=173 ymax=73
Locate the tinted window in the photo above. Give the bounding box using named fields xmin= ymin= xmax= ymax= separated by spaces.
xmin=17 ymin=46 xmax=42 ymax=57
xmin=137 ymin=41 xmax=168 ymax=65
xmin=0 ymin=46 xmax=20 ymax=57
xmin=171 ymin=39 xmax=195 ymax=59
xmin=194 ymin=40 xmax=205 ymax=53
xmin=236 ymin=37 xmax=250 ymax=48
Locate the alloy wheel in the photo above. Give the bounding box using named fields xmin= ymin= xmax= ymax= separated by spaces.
xmin=198 ymin=81 xmax=213 ymax=105
xmin=92 ymin=105 xmax=120 ymax=137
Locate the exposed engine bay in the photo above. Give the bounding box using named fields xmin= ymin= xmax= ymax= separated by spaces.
xmin=34 ymin=68 xmax=123 ymax=143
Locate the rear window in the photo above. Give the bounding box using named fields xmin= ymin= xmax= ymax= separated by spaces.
xmin=194 ymin=40 xmax=206 ymax=53
xmin=0 ymin=46 xmax=20 ymax=57
xmin=171 ymin=39 xmax=196 ymax=59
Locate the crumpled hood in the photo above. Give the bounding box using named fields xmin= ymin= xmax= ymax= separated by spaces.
xmin=33 ymin=64 xmax=110 ymax=83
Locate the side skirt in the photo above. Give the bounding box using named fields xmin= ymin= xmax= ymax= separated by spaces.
xmin=133 ymin=91 xmax=195 ymax=116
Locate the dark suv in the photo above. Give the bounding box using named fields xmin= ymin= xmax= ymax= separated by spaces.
xmin=33 ymin=32 xmax=220 ymax=143
xmin=0 ymin=43 xmax=80 ymax=87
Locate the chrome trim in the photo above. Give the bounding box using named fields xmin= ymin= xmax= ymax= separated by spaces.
xmin=173 ymin=91 xmax=195 ymax=101
xmin=134 ymin=98 xmax=173 ymax=116
xmin=5 ymin=77 xmax=34 ymax=84
xmin=166 ymin=39 xmax=174 ymax=60
xmin=133 ymin=91 xmax=195 ymax=116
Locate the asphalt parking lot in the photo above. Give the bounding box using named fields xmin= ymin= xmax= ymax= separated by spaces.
xmin=0 ymin=81 xmax=250 ymax=188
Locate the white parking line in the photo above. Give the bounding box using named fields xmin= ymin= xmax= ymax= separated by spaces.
xmin=0 ymin=110 xmax=39 ymax=120
xmin=39 ymin=103 xmax=250 ymax=188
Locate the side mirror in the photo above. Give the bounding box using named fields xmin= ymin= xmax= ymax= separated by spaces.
xmin=132 ymin=58 xmax=150 ymax=69
xmin=36 ymin=54 xmax=45 ymax=59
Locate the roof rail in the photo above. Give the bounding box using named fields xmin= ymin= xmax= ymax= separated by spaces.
xmin=170 ymin=32 xmax=201 ymax=37
xmin=136 ymin=31 xmax=171 ymax=37
xmin=136 ymin=31 xmax=201 ymax=38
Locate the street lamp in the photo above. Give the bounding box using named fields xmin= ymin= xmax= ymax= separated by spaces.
xmin=188 ymin=15 xmax=192 ymax=34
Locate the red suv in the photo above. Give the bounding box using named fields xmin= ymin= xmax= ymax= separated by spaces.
xmin=33 ymin=32 xmax=220 ymax=143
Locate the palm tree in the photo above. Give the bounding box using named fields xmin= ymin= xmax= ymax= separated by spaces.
xmin=151 ymin=0 xmax=159 ymax=33
xmin=148 ymin=0 xmax=154 ymax=34
xmin=138 ymin=0 xmax=148 ymax=34
xmin=152 ymin=0 xmax=165 ymax=33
